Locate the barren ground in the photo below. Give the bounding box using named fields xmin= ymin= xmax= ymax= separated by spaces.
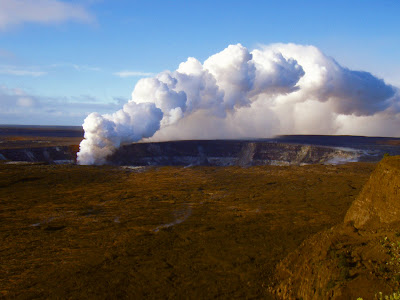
xmin=0 ymin=154 xmax=375 ymax=298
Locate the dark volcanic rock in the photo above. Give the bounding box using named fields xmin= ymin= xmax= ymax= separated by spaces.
xmin=1 ymin=135 xmax=400 ymax=165
xmin=0 ymin=125 xmax=83 ymax=138
xmin=108 ymin=140 xmax=360 ymax=166
xmin=0 ymin=146 xmax=76 ymax=164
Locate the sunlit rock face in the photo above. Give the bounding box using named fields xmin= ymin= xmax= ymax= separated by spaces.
xmin=345 ymin=156 xmax=400 ymax=228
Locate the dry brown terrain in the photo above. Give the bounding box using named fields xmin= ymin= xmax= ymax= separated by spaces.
xmin=0 ymin=160 xmax=375 ymax=298
xmin=273 ymin=156 xmax=400 ymax=299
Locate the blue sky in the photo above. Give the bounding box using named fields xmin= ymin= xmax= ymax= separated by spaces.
xmin=1 ymin=0 xmax=399 ymax=125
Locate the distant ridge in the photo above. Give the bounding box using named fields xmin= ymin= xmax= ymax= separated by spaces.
xmin=0 ymin=124 xmax=82 ymax=130
xmin=274 ymin=135 xmax=400 ymax=148
xmin=0 ymin=125 xmax=83 ymax=138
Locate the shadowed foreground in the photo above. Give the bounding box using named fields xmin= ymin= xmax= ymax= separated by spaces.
xmin=0 ymin=162 xmax=375 ymax=298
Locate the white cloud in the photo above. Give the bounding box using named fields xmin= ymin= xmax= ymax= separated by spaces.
xmin=113 ymin=71 xmax=155 ymax=78
xmin=72 ymin=64 xmax=101 ymax=72
xmin=17 ymin=96 xmax=35 ymax=107
xmin=0 ymin=66 xmax=46 ymax=76
xmin=48 ymin=63 xmax=102 ymax=72
xmin=0 ymin=0 xmax=94 ymax=30
xmin=0 ymin=85 xmax=122 ymax=125
xmin=0 ymin=63 xmax=102 ymax=76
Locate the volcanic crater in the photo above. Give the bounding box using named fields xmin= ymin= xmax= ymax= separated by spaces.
xmin=1 ymin=126 xmax=400 ymax=299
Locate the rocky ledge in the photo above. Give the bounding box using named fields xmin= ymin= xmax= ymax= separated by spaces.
xmin=272 ymin=156 xmax=400 ymax=299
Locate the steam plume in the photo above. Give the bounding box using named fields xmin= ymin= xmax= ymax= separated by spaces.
xmin=77 ymin=43 xmax=400 ymax=165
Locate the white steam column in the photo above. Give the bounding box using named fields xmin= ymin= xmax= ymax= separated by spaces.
xmin=77 ymin=43 xmax=400 ymax=165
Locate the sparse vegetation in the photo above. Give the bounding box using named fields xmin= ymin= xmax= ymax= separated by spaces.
xmin=3 ymin=131 xmax=400 ymax=299
xmin=376 ymin=291 xmax=400 ymax=300
xmin=381 ymin=237 xmax=400 ymax=272
xmin=358 ymin=291 xmax=400 ymax=300
xmin=356 ymin=236 xmax=400 ymax=299
xmin=0 ymin=161 xmax=375 ymax=298
xmin=372 ymin=237 xmax=400 ymax=298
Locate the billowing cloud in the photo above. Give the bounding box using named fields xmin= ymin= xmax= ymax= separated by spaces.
xmin=77 ymin=43 xmax=400 ymax=165
xmin=78 ymin=102 xmax=163 ymax=165
xmin=0 ymin=0 xmax=94 ymax=30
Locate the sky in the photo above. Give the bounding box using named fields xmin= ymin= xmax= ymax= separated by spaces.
xmin=0 ymin=0 xmax=400 ymax=126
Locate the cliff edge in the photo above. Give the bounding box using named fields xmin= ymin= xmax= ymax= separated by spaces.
xmin=272 ymin=156 xmax=400 ymax=299
xmin=345 ymin=156 xmax=400 ymax=229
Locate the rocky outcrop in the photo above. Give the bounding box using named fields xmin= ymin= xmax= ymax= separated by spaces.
xmin=344 ymin=156 xmax=400 ymax=228
xmin=272 ymin=156 xmax=400 ymax=299
xmin=272 ymin=222 xmax=394 ymax=300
